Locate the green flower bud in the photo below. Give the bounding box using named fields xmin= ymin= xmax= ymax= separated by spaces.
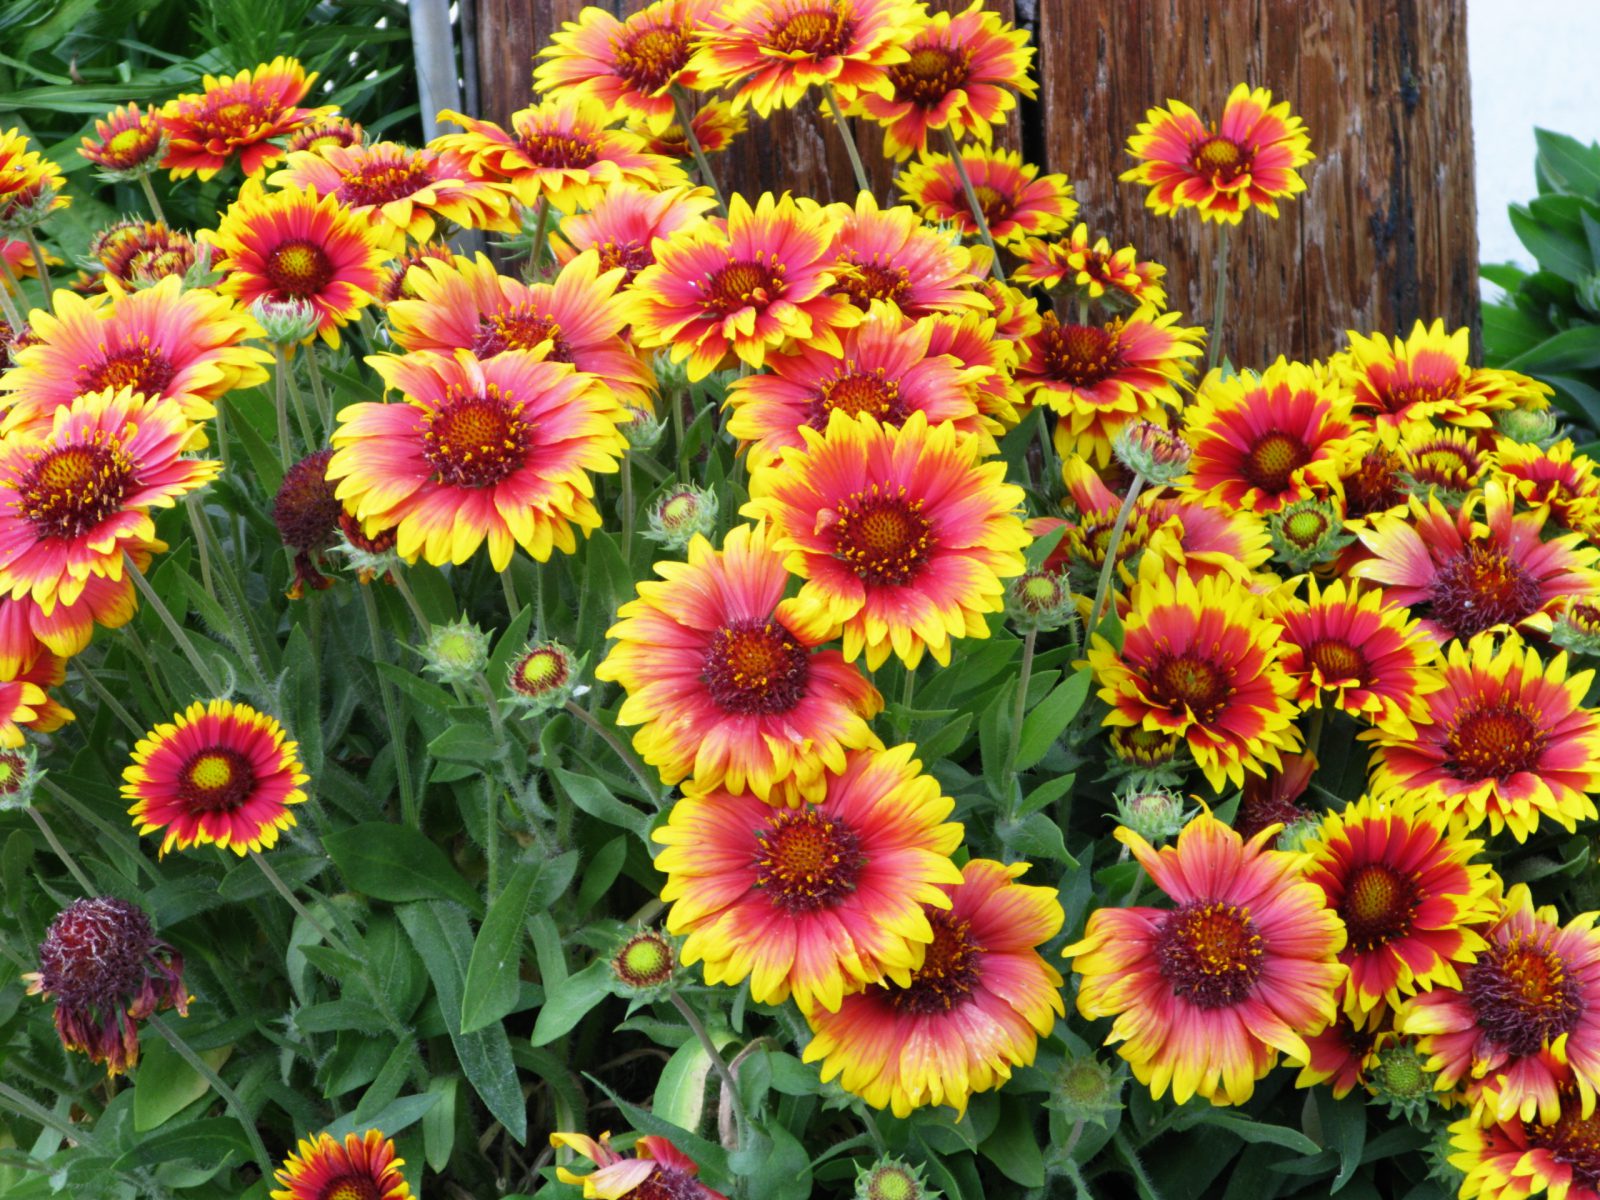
xmin=250 ymin=296 xmax=320 ymax=346
xmin=611 ymin=930 xmax=676 ymax=990
xmin=420 ymin=616 xmax=491 ymax=686
xmin=646 ymin=486 xmax=719 ymax=551
xmin=621 ymin=404 xmax=667 ymax=451
xmin=1495 ymin=402 xmax=1561 ymax=447
xmin=855 ymin=1158 xmax=936 ymax=1200
xmin=1366 ymin=1039 xmax=1435 ymax=1123
xmin=1274 ymin=812 xmax=1326 ymax=855
xmin=1113 ymin=420 xmax=1192 ymax=485
xmin=1005 ymin=569 xmax=1078 ymax=633
xmin=0 ymin=747 xmax=39 ymax=812
xmin=1114 ymin=787 xmax=1189 ymax=845
xmin=1269 ymin=496 xmax=1353 ymax=572
xmin=1048 ymin=1054 xmax=1124 ymax=1127
xmin=505 ymin=641 xmax=581 ymax=714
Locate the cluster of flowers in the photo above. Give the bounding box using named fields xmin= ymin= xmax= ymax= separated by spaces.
xmin=2 ymin=0 xmax=1597 ymax=1196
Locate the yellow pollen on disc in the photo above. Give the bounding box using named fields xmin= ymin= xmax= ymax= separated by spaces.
xmin=188 ymin=753 xmax=235 ymax=790
xmin=1197 ymin=138 xmax=1241 ymax=168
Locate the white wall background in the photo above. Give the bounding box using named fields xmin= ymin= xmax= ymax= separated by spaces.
xmin=1471 ymin=0 xmax=1600 ymax=269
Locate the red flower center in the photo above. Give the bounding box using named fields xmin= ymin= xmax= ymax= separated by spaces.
xmin=1148 ymin=651 xmax=1233 ymax=723
xmin=829 ymin=485 xmax=935 ymax=585
xmin=471 ymin=307 xmax=572 ymax=361
xmin=1343 ymin=447 xmax=1407 ymax=518
xmin=1427 ymin=542 xmax=1543 ymax=639
xmin=1446 ymin=701 xmax=1545 ymax=780
xmin=970 ymin=183 xmax=1013 ymax=227
xmin=594 ymin=237 xmax=655 ymax=281
xmin=337 ymin=155 xmax=436 ymax=208
xmin=832 ymin=253 xmax=911 ymax=308
xmin=1529 ymin=1101 xmax=1600 ymax=1192
xmin=1242 ymin=430 xmax=1311 ymax=493
xmin=421 ymin=385 xmax=532 ymax=489
xmin=890 ymin=43 xmax=973 ymax=106
xmin=1042 ymin=320 xmax=1118 ymax=388
xmin=1465 ymin=934 xmax=1582 ymax=1058
xmin=810 ymin=369 xmax=904 ymax=426
xmin=629 ymin=1165 xmax=704 ymax=1200
xmin=1306 ymin=637 xmax=1369 ymax=685
xmin=19 ymin=441 xmax=136 ymax=540
xmin=1157 ymin=900 xmax=1263 ymax=1009
xmin=319 ymin=1177 xmax=383 ymax=1200
xmin=1339 ymin=863 xmax=1418 ymax=954
xmin=768 ymin=4 xmax=856 ymax=55
xmin=178 ymin=748 xmax=258 ymax=813
xmin=703 ymin=618 xmax=810 ymax=715
xmin=264 ymin=238 xmax=335 ymax=299
xmin=77 ymin=339 xmax=177 ymax=397
xmin=194 ymin=95 xmax=273 ymax=142
xmin=616 ymin=25 xmax=694 ymax=94
xmin=754 ymin=808 xmax=864 ymax=913
xmin=703 ymin=257 xmax=786 ymax=316
xmin=514 ymin=125 xmax=599 ymax=169
xmin=1190 ymin=136 xmax=1248 ymax=182
xmin=892 ymin=911 xmax=982 ymax=1015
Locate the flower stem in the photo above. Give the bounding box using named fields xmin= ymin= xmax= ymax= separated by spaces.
xmin=896 ymin=665 xmax=916 ymax=740
xmin=1086 ymin=474 xmax=1147 ymax=638
xmin=145 ymin=1013 xmax=274 ymax=1179
xmin=137 ymin=174 xmax=168 ymax=225
xmin=271 ymin=349 xmax=294 ymax=471
xmin=185 ymin=497 xmax=216 ymax=604
xmin=1207 ymin=225 xmax=1230 ymax=373
xmin=0 ymin=256 xmax=27 ymax=328
xmin=250 ymin=850 xmax=357 ymax=959
xmin=281 ymin=353 xmax=318 ymax=450
xmin=670 ymin=386 xmax=689 ymax=482
xmin=27 ymin=806 xmax=95 ymax=894
xmin=822 ymin=83 xmax=871 ymax=196
xmin=527 ymin=196 xmax=551 ymax=280
xmin=1003 ymin=626 xmax=1038 ymax=810
xmin=672 ymin=85 xmax=726 ymax=214
xmin=392 ymin=572 xmax=432 ymax=634
xmin=126 ymin=553 xmax=225 ymax=696
xmin=0 ymin=1079 xmax=97 ymax=1146
xmin=358 ymin=584 xmax=417 ymax=826
xmin=73 ymin=659 xmax=145 ymax=737
xmin=305 ymin=345 xmax=333 ymax=431
xmin=942 ymin=128 xmax=1006 ymax=282
xmin=564 ymin=700 xmax=659 ymax=804
xmin=40 ymin=777 xmax=162 ymax=884
xmin=620 ymin=453 xmax=635 ymax=560
xmin=668 ymin=987 xmax=750 ymax=1145
xmin=500 ymin=568 xmax=519 ymax=616
xmin=22 ymin=230 xmax=53 ymax=313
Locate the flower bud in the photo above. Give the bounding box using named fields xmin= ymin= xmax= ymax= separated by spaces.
xmin=1005 ymin=569 xmax=1078 ymax=633
xmin=1495 ymin=402 xmax=1561 ymax=446
xmin=1108 ymin=726 xmax=1181 ymax=773
xmin=1552 ymin=598 xmax=1600 ymax=656
xmin=1047 ymin=1053 xmax=1124 ymax=1127
xmin=420 ymin=616 xmax=491 ymax=686
xmin=0 ymin=746 xmax=38 ymax=811
xmin=287 ymin=117 xmax=364 ymax=154
xmin=1274 ymin=812 xmax=1326 ymax=855
xmin=1269 ymin=495 xmax=1352 ymax=572
xmin=611 ymin=930 xmax=676 ymax=991
xmin=250 ymin=295 xmax=320 ymax=346
xmin=652 ymin=350 xmax=690 ymax=395
xmin=855 ymin=1158 xmax=936 ymax=1200
xmin=1366 ymin=1038 xmax=1435 ymax=1122
xmin=1113 ymin=787 xmax=1188 ymax=845
xmin=332 ymin=512 xmax=400 ymax=584
xmin=646 ymin=485 xmax=719 ymax=551
xmin=1113 ymin=420 xmax=1191 ymax=485
xmin=620 ymin=404 xmax=667 ymax=450
xmin=506 ymin=641 xmax=580 ymax=714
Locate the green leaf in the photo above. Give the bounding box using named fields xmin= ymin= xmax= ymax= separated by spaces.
xmin=1510 ymin=202 xmax=1593 ymax=283
xmin=1025 ymin=521 xmax=1067 ymax=568
xmin=576 ymin=836 xmax=628 ymax=913
xmin=396 ymin=901 xmax=527 ymax=1143
xmin=112 ymin=1118 xmax=251 ymax=1172
xmin=1014 ymin=667 xmax=1092 ymax=771
xmin=322 ymin=1092 xmax=439 ymax=1142
xmin=529 ymin=958 xmax=611 ymax=1046
xmin=1192 ymin=1110 xmax=1321 ymax=1155
xmin=1020 ymin=772 xmax=1075 ymax=818
xmin=737 ymin=1120 xmax=813 ymax=1200
xmin=325 ymin=823 xmax=482 ymax=914
xmin=550 ymin=767 xmax=652 ymax=840
xmin=1536 ymin=128 xmax=1600 ymax=198
xmin=133 ymin=1038 xmax=232 ymax=1132
xmin=915 ymin=712 xmax=974 ymax=763
xmin=1315 ymin=1089 xmax=1368 ymax=1193
xmin=979 ymin=1094 xmax=1046 ymax=1187
xmin=422 ymin=1076 xmax=458 ymax=1174
xmin=460 ymin=859 xmax=545 ymax=1034
xmin=1502 ymin=325 xmax=1600 ymax=374
xmin=653 ymin=1038 xmax=713 ymax=1133
xmin=427 ymin=722 xmax=502 ymax=766
xmin=1005 ymin=812 xmax=1079 ymax=867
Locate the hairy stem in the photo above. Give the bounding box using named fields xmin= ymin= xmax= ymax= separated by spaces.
xmin=942 ymin=128 xmax=1006 ymax=282
xmin=146 ymin=1014 xmax=274 ymax=1178
xmin=822 ymin=83 xmax=871 ymax=195
xmin=1086 ymin=474 xmax=1147 ymax=638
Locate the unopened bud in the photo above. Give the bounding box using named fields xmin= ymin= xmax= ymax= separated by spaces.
xmin=1366 ymin=1038 xmax=1435 ymax=1123
xmin=1114 ymin=787 xmax=1188 ymax=845
xmin=1496 ymin=402 xmax=1561 ymax=446
xmin=1269 ymin=496 xmax=1352 ymax=572
xmin=250 ymin=296 xmax=320 ymax=347
xmin=646 ymin=486 xmax=719 ymax=551
xmin=1113 ymin=420 xmax=1191 ymax=485
xmin=611 ymin=930 xmax=676 ymax=990
xmin=1047 ymin=1054 xmax=1124 ymax=1127
xmin=420 ymin=616 xmax=490 ymax=686
xmin=1006 ymin=569 xmax=1077 ymax=633
xmin=621 ymin=404 xmax=667 ymax=450
xmin=0 ymin=746 xmax=39 ymax=811
xmin=332 ymin=512 xmax=399 ymax=584
xmin=506 ymin=641 xmax=580 ymax=714
xmin=855 ymin=1158 xmax=936 ymax=1200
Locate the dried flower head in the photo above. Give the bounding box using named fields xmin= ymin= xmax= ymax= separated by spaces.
xmin=273 ymin=449 xmax=341 ymax=599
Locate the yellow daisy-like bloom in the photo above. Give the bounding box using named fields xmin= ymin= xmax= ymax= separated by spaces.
xmin=270 ymin=1130 xmax=410 ymax=1200
xmin=124 ymin=699 xmax=308 ymax=857
xmin=654 ymin=743 xmax=964 ymax=1012
xmin=1367 ymin=634 xmax=1600 ymax=843
xmin=1013 ymin=223 xmax=1168 ymax=310
xmin=0 ymin=128 xmax=69 ymax=232
xmin=1088 ymin=560 xmax=1302 ymax=791
xmin=1491 ymin=436 xmax=1600 ymax=538
xmin=1398 ymin=420 xmax=1488 ymax=496
xmin=628 ymin=100 xmax=748 ymax=158
xmin=744 ymin=409 xmax=1030 ymax=670
xmin=1449 ymin=1088 xmax=1600 ymax=1200
xmin=78 ymin=103 xmax=167 ymax=177
xmin=159 ymin=56 xmax=334 ymax=180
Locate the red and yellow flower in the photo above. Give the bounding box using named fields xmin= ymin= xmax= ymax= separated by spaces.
xmin=851 ymin=3 xmax=1036 ymax=161
xmin=925 ymin=310 xmax=1024 ymax=428
xmin=329 ymin=349 xmax=626 ymax=570
xmin=1121 ymin=84 xmax=1313 ymax=223
xmin=690 ymin=0 xmax=916 ymax=116
xmin=78 ymin=104 xmax=166 ymax=177
xmin=1303 ymin=794 xmax=1497 ymax=1019
xmin=549 ymin=1132 xmax=727 ymax=1200
xmin=1398 ymin=884 xmax=1600 ymax=1125
xmin=433 ymin=97 xmax=685 ymax=211
xmin=1351 ymin=480 xmax=1600 ymax=643
xmin=1289 ymin=1009 xmax=1384 ymax=1099
xmin=1066 ymin=814 xmax=1346 ymax=1106
xmin=286 ymin=116 xmax=363 ymax=154
xmin=900 ymin=147 xmax=1076 ymax=243
xmin=271 ymin=141 xmax=515 ymax=241
xmin=653 ymin=742 xmax=964 ymax=1012
xmin=802 ymin=859 xmax=1065 ymax=1116
xmin=159 ymin=57 xmax=335 ymax=180
xmin=744 ymin=409 xmax=1029 ymax=670
xmin=82 ymin=220 xmax=200 ymax=292
xmin=552 ymin=183 xmax=717 ymax=284
xmin=0 ymin=276 xmax=271 ymax=434
xmin=825 ymin=191 xmax=988 ymax=316
xmin=625 ymin=191 xmax=859 ymax=380
xmin=1367 ymin=634 xmax=1600 ymax=843
xmin=270 ymin=1130 xmax=411 ymax=1200
xmin=0 ymin=129 xmax=69 ymax=231
xmin=1182 ymin=358 xmax=1363 ymax=513
xmin=1013 ymin=224 xmax=1168 ymax=309
xmin=1088 ymin=562 xmax=1302 ymax=791
xmin=1450 ymin=1086 xmax=1600 ymax=1200
xmin=1398 ymin=421 xmax=1487 ymax=495
xmin=1268 ymin=577 xmax=1440 ymax=738
xmin=208 ymin=180 xmax=395 ymax=349
xmin=627 ymin=100 xmax=747 ymax=158
xmin=0 ymin=389 xmax=216 ymax=614
xmin=725 ymin=305 xmax=992 ymax=469
xmin=1021 ymin=308 xmax=1203 ymax=467
xmin=1492 ymin=437 xmax=1600 ymax=537
xmin=1141 ymin=493 xmax=1273 ymax=585
xmin=594 ymin=523 xmax=881 ymax=801
xmin=124 ymin=699 xmax=308 ymax=857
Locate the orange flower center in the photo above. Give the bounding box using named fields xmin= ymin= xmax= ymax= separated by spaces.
xmin=593 ymin=237 xmax=654 ymax=281
xmin=1190 ymin=136 xmax=1247 ymax=182
xmin=1529 ymin=1102 xmax=1600 ymax=1192
xmin=1427 ymin=542 xmax=1542 ymax=639
xmin=319 ymin=1177 xmax=383 ymax=1200
xmin=703 ymin=618 xmax=810 ymax=715
xmin=971 ymin=183 xmax=1013 ymax=226
xmin=337 ymin=155 xmax=436 ymax=208
xmin=1465 ymin=934 xmax=1582 ymax=1057
xmin=616 ymin=25 xmax=694 ymax=94
xmin=890 ymin=43 xmax=973 ymax=105
xmin=811 ymin=368 xmax=903 ymax=426
xmin=178 ymin=748 xmax=257 ymax=813
xmin=768 ymin=4 xmax=855 ymax=56
xmin=703 ymin=257 xmax=786 ymax=316
xmin=1446 ymin=701 xmax=1545 ymax=780
xmin=1041 ymin=320 xmax=1118 ymax=388
xmin=1157 ymin=901 xmax=1263 ymax=1009
xmin=754 ymin=807 xmax=864 ymax=913
xmin=421 ymin=385 xmax=531 ymax=489
xmin=1242 ymin=430 xmax=1311 ymax=493
xmin=1306 ymin=637 xmax=1368 ymax=685
xmin=828 ymin=485 xmax=935 ymax=586
xmin=471 ymin=307 xmax=572 ymax=361
xmin=1339 ymin=863 xmax=1418 ymax=954
xmin=832 ymin=253 xmax=911 ymax=308
xmin=77 ymin=338 xmax=176 ymax=397
xmin=892 ymin=911 xmax=982 ymax=1014
xmin=194 ymin=94 xmax=273 ymax=142
xmin=1148 ymin=651 xmax=1232 ymax=723
xmin=514 ymin=123 xmax=599 ymax=169
xmin=1344 ymin=447 xmax=1407 ymax=518
xmin=19 ymin=441 xmax=136 ymax=540
xmin=264 ymin=238 xmax=334 ymax=299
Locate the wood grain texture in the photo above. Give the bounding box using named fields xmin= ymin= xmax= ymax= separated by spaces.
xmin=473 ymin=0 xmax=1478 ymax=365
